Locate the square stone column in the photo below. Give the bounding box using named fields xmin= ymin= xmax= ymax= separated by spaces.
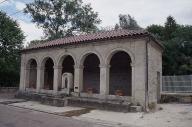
xmin=36 ymin=66 xmax=44 ymax=93
xmin=131 ymin=63 xmax=135 ymax=102
xmin=74 ymin=65 xmax=83 ymax=93
xmin=25 ymin=68 xmax=30 ymax=89
xmin=19 ymin=65 xmax=25 ymax=91
xmin=53 ymin=66 xmax=62 ymax=94
xmin=100 ymin=65 xmax=110 ymax=95
xmin=19 ymin=56 xmax=26 ymax=91
xmin=21 ymin=67 xmax=30 ymax=91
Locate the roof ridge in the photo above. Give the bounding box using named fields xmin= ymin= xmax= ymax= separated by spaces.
xmin=24 ymin=29 xmax=149 ymax=51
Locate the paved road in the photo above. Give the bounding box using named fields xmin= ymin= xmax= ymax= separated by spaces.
xmin=0 ymin=104 xmax=116 ymax=127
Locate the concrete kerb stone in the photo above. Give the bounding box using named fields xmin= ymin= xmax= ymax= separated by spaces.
xmin=16 ymin=91 xmax=69 ymax=107
xmin=15 ymin=91 xmax=143 ymax=112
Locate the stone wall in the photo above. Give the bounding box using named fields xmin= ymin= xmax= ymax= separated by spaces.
xmin=19 ymin=37 xmax=163 ymax=107
xmin=148 ymin=40 xmax=163 ymax=107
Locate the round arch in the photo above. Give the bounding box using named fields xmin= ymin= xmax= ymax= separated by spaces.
xmin=58 ymin=54 xmax=75 ymax=91
xmin=105 ymin=48 xmax=135 ymax=66
xmin=57 ymin=52 xmax=77 ymax=67
xmin=40 ymin=56 xmax=54 ymax=90
xmin=26 ymin=56 xmax=39 ymax=69
xmin=79 ymin=50 xmax=103 ymax=67
xmin=40 ymin=55 xmax=56 ymax=67
xmin=26 ymin=58 xmax=37 ymax=89
xmin=81 ymin=52 xmax=101 ymax=94
xmin=107 ymin=49 xmax=133 ymax=96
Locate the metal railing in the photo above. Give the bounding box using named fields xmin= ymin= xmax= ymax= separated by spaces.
xmin=162 ymin=75 xmax=192 ymax=94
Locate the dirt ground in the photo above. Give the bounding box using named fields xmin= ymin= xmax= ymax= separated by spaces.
xmin=1 ymin=93 xmax=192 ymax=127
xmin=78 ymin=103 xmax=192 ymax=127
xmin=0 ymin=93 xmax=15 ymax=99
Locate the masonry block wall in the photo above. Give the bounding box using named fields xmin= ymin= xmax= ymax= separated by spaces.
xmin=148 ymin=40 xmax=163 ymax=104
xmin=19 ymin=35 xmax=163 ymax=107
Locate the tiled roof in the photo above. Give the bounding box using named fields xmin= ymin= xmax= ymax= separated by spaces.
xmin=23 ymin=29 xmax=160 ymax=51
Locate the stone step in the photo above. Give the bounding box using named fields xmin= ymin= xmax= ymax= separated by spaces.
xmin=16 ymin=91 xmax=142 ymax=112
xmin=67 ymin=97 xmax=132 ymax=112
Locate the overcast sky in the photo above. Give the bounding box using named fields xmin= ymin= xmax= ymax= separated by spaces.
xmin=0 ymin=0 xmax=192 ymax=45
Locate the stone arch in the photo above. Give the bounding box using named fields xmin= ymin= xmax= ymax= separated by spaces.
xmin=26 ymin=56 xmax=39 ymax=68
xmin=80 ymin=51 xmax=101 ymax=94
xmin=40 ymin=55 xmax=56 ymax=67
xmin=40 ymin=56 xmax=55 ymax=90
xmin=107 ymin=48 xmax=134 ymax=96
xmin=57 ymin=53 xmax=76 ymax=91
xmin=26 ymin=58 xmax=37 ymax=89
xmin=79 ymin=50 xmax=104 ymax=67
xmin=105 ymin=47 xmax=135 ymax=66
xmin=57 ymin=52 xmax=77 ymax=67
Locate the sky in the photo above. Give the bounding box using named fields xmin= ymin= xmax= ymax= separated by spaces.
xmin=0 ymin=0 xmax=192 ymax=45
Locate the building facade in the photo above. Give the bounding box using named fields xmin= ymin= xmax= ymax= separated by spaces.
xmin=19 ymin=29 xmax=163 ymax=108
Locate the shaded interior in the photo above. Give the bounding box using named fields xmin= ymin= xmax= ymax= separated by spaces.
xmin=44 ymin=58 xmax=54 ymax=90
xmin=29 ymin=59 xmax=37 ymax=89
xmin=83 ymin=54 xmax=100 ymax=94
xmin=109 ymin=51 xmax=132 ymax=96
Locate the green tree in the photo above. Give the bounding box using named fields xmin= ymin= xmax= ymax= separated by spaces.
xmin=163 ymin=34 xmax=192 ymax=75
xmin=146 ymin=25 xmax=164 ymax=40
xmin=0 ymin=11 xmax=25 ymax=86
xmin=115 ymin=14 xmax=141 ymax=30
xmin=24 ymin=0 xmax=101 ymax=40
xmin=147 ymin=16 xmax=192 ymax=75
xmin=164 ymin=16 xmax=177 ymax=40
xmin=170 ymin=25 xmax=192 ymax=75
xmin=27 ymin=39 xmax=46 ymax=47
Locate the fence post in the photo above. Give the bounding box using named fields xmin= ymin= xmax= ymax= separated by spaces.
xmin=191 ymin=75 xmax=192 ymax=92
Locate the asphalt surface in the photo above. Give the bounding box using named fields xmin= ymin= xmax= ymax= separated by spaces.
xmin=0 ymin=104 xmax=115 ymax=127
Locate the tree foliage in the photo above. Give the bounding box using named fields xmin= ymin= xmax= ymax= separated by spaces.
xmin=115 ymin=14 xmax=141 ymax=30
xmin=0 ymin=11 xmax=25 ymax=86
xmin=28 ymin=39 xmax=46 ymax=47
xmin=164 ymin=16 xmax=178 ymax=40
xmin=24 ymin=0 xmax=101 ymax=40
xmin=146 ymin=25 xmax=164 ymax=40
xmin=147 ymin=16 xmax=192 ymax=75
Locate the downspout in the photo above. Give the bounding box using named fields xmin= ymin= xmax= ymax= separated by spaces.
xmin=145 ymin=37 xmax=150 ymax=112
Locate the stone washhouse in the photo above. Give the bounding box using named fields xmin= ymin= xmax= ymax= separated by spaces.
xmin=19 ymin=29 xmax=163 ymax=111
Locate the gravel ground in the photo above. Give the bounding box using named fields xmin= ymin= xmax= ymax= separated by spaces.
xmin=0 ymin=93 xmax=15 ymax=99
xmin=1 ymin=93 xmax=192 ymax=127
xmin=78 ymin=103 xmax=192 ymax=127
xmin=0 ymin=92 xmax=25 ymax=104
xmin=9 ymin=101 xmax=84 ymax=114
xmin=0 ymin=104 xmax=114 ymax=127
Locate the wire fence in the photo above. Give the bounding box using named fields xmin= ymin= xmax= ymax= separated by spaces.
xmin=162 ymin=75 xmax=192 ymax=94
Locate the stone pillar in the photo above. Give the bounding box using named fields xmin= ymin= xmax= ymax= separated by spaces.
xmin=36 ymin=66 xmax=44 ymax=93
xmin=74 ymin=65 xmax=84 ymax=93
xmin=19 ymin=56 xmax=26 ymax=91
xmin=100 ymin=65 xmax=110 ymax=95
xmin=53 ymin=66 xmax=62 ymax=94
xmin=19 ymin=64 xmax=25 ymax=91
xmin=25 ymin=68 xmax=30 ymax=89
xmin=131 ymin=63 xmax=135 ymax=101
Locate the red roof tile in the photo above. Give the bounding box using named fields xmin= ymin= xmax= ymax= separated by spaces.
xmin=23 ymin=29 xmax=158 ymax=51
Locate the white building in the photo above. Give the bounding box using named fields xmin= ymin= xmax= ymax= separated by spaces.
xmin=19 ymin=29 xmax=163 ymax=110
